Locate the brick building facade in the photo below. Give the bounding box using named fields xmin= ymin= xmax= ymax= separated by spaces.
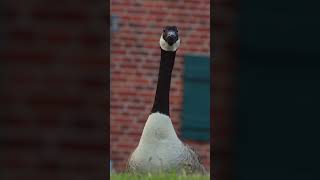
xmin=0 ymin=0 xmax=107 ymax=179
xmin=0 ymin=0 xmax=235 ymax=178
xmin=110 ymin=0 xmax=211 ymax=172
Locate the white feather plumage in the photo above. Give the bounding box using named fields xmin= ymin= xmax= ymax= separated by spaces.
xmin=159 ymin=35 xmax=180 ymax=52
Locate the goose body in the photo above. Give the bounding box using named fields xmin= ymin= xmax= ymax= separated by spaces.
xmin=127 ymin=26 xmax=206 ymax=174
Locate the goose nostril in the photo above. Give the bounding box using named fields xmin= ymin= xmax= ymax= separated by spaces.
xmin=167 ymin=31 xmax=177 ymax=37
xmin=167 ymin=36 xmax=175 ymax=40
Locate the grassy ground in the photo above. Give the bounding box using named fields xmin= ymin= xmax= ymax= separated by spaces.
xmin=110 ymin=173 xmax=210 ymax=180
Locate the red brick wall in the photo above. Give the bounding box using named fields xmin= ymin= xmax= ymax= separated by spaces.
xmin=110 ymin=0 xmax=210 ymax=172
xmin=0 ymin=0 xmax=108 ymax=179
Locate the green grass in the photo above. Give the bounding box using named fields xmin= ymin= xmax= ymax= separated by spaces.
xmin=110 ymin=173 xmax=210 ymax=180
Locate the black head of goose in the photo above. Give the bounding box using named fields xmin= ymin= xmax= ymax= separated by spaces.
xmin=127 ymin=26 xmax=206 ymax=175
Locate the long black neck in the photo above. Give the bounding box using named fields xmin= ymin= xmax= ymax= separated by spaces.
xmin=151 ymin=48 xmax=176 ymax=116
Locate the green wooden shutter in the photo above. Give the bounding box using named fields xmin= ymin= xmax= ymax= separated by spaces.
xmin=181 ymin=55 xmax=210 ymax=141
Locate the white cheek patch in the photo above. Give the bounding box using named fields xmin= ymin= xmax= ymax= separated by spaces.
xmin=159 ymin=35 xmax=180 ymax=52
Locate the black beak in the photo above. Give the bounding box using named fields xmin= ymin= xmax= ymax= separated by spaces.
xmin=166 ymin=31 xmax=178 ymax=46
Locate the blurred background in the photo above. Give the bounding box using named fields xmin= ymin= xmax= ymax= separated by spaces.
xmin=110 ymin=0 xmax=211 ymax=172
xmin=0 ymin=0 xmax=108 ymax=179
xmin=233 ymin=1 xmax=320 ymax=180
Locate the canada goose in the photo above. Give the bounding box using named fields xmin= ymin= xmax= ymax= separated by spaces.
xmin=127 ymin=26 xmax=206 ymax=174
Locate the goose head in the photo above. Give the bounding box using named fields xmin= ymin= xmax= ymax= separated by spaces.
xmin=159 ymin=26 xmax=181 ymax=51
